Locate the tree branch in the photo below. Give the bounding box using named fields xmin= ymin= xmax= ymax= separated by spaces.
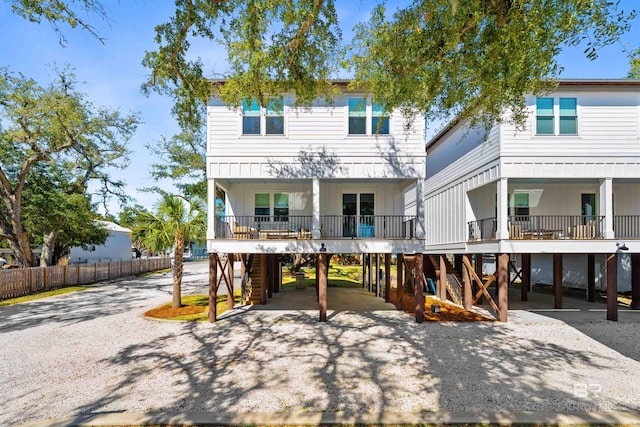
xmin=282 ymin=0 xmax=325 ymax=71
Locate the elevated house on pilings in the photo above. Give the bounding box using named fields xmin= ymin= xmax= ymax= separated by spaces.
xmin=205 ymin=81 xmax=428 ymax=322
xmin=424 ymin=79 xmax=640 ymax=321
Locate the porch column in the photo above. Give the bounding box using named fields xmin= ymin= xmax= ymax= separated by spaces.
xmin=521 ymin=253 xmax=531 ymax=302
xmin=375 ymin=253 xmax=380 ymax=297
xmin=553 ymin=254 xmax=563 ymax=309
xmin=368 ymin=254 xmax=373 ymax=293
xmin=415 ymin=179 xmax=425 ymax=239
xmin=414 ymin=253 xmax=425 ymax=323
xmin=260 ymin=254 xmax=267 ymax=305
xmin=396 ymin=253 xmax=404 ymax=309
xmin=496 ymin=178 xmax=509 ymax=240
xmin=362 ymin=253 xmax=366 ymax=288
xmin=463 ymin=254 xmax=472 ymax=310
xmin=599 ymin=178 xmax=614 ymax=239
xmin=207 ymin=178 xmax=216 ymax=239
xmin=438 ymin=255 xmax=447 ymax=301
xmin=632 ymin=254 xmax=640 ymax=310
xmin=208 ymin=253 xmax=218 ymax=322
xmin=385 ymin=253 xmax=391 ymax=303
xmin=607 ymin=253 xmax=618 ymax=321
xmin=318 ymin=252 xmax=328 ymax=322
xmin=475 ymin=254 xmax=483 ymax=305
xmin=587 ymin=254 xmax=596 ymax=302
xmin=227 ymin=253 xmax=235 ymax=310
xmin=315 ymin=256 xmax=319 ymax=301
xmin=312 ymin=178 xmax=321 ymax=239
xmin=266 ymin=254 xmax=273 ymax=299
xmin=497 ymin=253 xmax=509 ymax=322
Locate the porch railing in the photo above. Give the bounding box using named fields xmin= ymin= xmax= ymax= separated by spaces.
xmin=614 ymin=215 xmax=640 ymax=239
xmin=320 ymin=215 xmax=416 ymax=239
xmin=215 ymin=215 xmax=313 ymax=239
xmin=508 ymin=215 xmax=604 ymax=239
xmin=216 ymin=215 xmax=417 ymax=240
xmin=468 ymin=217 xmax=496 ymax=241
xmin=468 ymin=215 xmax=606 ymax=241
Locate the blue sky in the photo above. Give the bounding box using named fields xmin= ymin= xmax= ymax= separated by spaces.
xmin=1 ymin=1 xmax=638 ymax=215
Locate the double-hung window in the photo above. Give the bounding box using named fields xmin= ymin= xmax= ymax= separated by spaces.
xmin=348 ymin=98 xmax=390 ymax=135
xmin=372 ymin=102 xmax=390 ymax=134
xmin=508 ymin=193 xmax=530 ymax=218
xmin=243 ymin=100 xmax=261 ymax=135
xmin=255 ymin=194 xmax=270 ymax=222
xmin=535 ymin=98 xmax=554 ymax=135
xmin=273 ymin=193 xmax=289 ymax=221
xmin=242 ymin=97 xmax=285 ymax=135
xmin=266 ymin=98 xmax=284 ymax=134
xmin=559 ymin=98 xmax=577 ymax=134
xmin=535 ymin=97 xmax=577 ymax=135
xmin=348 ymin=98 xmax=367 ymax=134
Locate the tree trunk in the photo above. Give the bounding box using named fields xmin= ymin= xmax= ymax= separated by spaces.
xmin=291 ymin=253 xmax=313 ymax=273
xmin=172 ymin=230 xmax=185 ymax=308
xmin=40 ymin=230 xmax=59 ymax=266
xmin=0 ymin=194 xmax=37 ymax=267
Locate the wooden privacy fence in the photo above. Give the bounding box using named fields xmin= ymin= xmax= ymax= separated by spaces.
xmin=0 ymin=258 xmax=171 ymax=301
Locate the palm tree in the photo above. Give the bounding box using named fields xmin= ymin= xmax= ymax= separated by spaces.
xmin=133 ymin=193 xmax=206 ymax=308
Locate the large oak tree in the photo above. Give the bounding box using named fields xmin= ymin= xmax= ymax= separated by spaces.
xmin=0 ymin=67 xmax=139 ymax=266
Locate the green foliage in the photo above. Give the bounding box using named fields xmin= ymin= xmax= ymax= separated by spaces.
xmin=350 ymin=0 xmax=638 ymax=128
xmin=132 ymin=193 xmax=207 ymax=254
xmin=20 ymin=163 xmax=108 ymax=264
xmin=9 ymin=0 xmax=107 ymax=44
xmin=0 ymin=66 xmax=140 ymax=266
xmin=0 ymin=286 xmax=89 ymax=306
xmin=629 ymin=49 xmax=640 ymax=78
xmin=146 ymin=129 xmax=207 ymax=200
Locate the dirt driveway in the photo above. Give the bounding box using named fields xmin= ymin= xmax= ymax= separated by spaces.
xmin=1 ymin=262 xmax=640 ymax=426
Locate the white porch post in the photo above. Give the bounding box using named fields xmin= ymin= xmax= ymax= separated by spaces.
xmin=600 ymin=178 xmax=614 ymax=239
xmin=207 ymin=178 xmax=216 ymax=239
xmin=496 ymin=178 xmax=509 ymax=240
xmin=416 ymin=179 xmax=425 ymax=239
xmin=312 ymin=178 xmax=321 ymax=239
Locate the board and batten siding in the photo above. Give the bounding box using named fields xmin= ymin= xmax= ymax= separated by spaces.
xmin=425 ymin=162 xmax=501 ymax=246
xmin=426 ymin=123 xmax=500 ymax=180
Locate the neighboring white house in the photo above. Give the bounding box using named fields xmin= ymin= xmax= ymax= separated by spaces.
xmin=69 ymin=221 xmax=133 ymax=264
xmin=423 ymin=79 xmax=640 ymax=309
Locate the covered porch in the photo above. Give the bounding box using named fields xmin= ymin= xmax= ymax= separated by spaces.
xmin=208 ymin=178 xmax=422 ymax=241
xmin=466 ymin=178 xmax=640 ymax=241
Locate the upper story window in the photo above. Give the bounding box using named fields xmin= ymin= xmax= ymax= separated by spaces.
xmin=372 ymin=102 xmax=390 ymax=134
xmin=559 ymin=98 xmax=577 ymax=134
xmin=348 ymin=98 xmax=367 ymax=134
xmin=242 ymin=97 xmax=285 ymax=135
xmin=348 ymin=98 xmax=390 ymax=135
xmin=535 ymin=97 xmax=577 ymax=135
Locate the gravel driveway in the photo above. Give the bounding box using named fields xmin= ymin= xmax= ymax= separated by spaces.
xmin=1 ymin=262 xmax=640 ymax=426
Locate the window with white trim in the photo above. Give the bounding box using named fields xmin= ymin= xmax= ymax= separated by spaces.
xmin=242 ymin=97 xmax=284 ymax=135
xmin=348 ymin=98 xmax=390 ymax=135
xmin=254 ymin=193 xmax=289 ymax=221
xmin=535 ymin=97 xmax=577 ymax=135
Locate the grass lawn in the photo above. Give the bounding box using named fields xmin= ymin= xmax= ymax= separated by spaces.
xmin=282 ymin=263 xmax=398 ymax=290
xmin=0 ymin=286 xmax=89 ymax=306
xmin=144 ymin=290 xmax=242 ymax=321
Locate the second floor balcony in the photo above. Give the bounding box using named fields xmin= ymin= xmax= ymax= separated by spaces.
xmin=215 ymin=215 xmax=417 ymax=240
